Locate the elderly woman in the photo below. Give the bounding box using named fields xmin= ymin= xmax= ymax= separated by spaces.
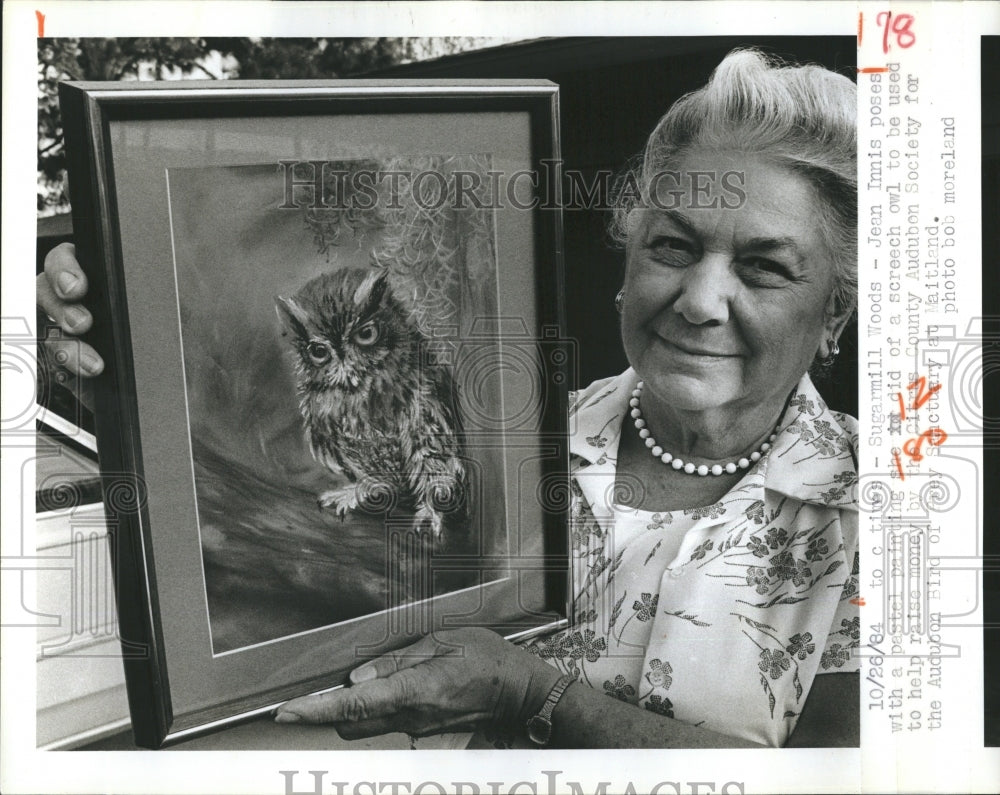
xmin=38 ymin=48 xmax=859 ymax=748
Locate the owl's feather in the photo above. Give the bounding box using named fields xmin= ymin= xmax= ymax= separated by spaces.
xmin=277 ymin=267 xmax=466 ymax=541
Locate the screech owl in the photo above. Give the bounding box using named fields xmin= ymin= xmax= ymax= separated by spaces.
xmin=276 ymin=267 xmax=466 ymax=542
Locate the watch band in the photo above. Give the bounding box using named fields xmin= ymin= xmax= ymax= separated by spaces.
xmin=525 ymin=674 xmax=575 ymax=746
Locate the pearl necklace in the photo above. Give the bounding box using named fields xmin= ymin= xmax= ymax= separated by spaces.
xmin=630 ymin=381 xmax=779 ymax=477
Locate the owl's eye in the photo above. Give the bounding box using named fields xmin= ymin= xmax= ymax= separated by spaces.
xmin=307 ymin=341 xmax=331 ymax=364
xmin=353 ymin=323 xmax=380 ymax=347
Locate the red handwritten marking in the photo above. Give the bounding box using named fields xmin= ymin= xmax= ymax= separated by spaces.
xmin=36 ymin=10 xmax=44 ymax=37
xmin=893 ymin=375 xmax=948 ymax=480
xmin=897 ymin=376 xmax=943 ymax=422
xmin=876 ymin=10 xmax=917 ymax=54
xmin=907 ymin=376 xmax=941 ymax=411
xmin=858 ymin=12 xmax=864 ymax=45
xmin=858 ymin=67 xmax=890 ymax=74
xmin=902 ymin=428 xmax=949 ymax=463
xmin=892 ymin=450 xmax=906 ymax=481
xmin=850 ymin=597 xmax=866 ymax=606
xmin=877 ymin=11 xmax=892 ymax=54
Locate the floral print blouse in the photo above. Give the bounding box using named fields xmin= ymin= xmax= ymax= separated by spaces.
xmin=523 ymin=368 xmax=860 ymax=747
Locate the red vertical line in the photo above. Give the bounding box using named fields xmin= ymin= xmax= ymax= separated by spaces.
xmin=858 ymin=12 xmax=863 ymax=45
xmin=893 ymin=450 xmax=906 ymax=480
xmin=913 ymin=377 xmax=941 ymax=410
xmin=897 ymin=391 xmax=906 ymax=421
xmin=36 ymin=10 xmax=45 ymax=37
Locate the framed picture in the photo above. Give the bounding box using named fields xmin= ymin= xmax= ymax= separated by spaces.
xmin=59 ymin=79 xmax=570 ymax=748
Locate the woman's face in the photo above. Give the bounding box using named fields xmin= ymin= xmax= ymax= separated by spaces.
xmin=621 ymin=149 xmax=847 ymax=415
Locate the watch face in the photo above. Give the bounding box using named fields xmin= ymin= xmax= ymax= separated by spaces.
xmin=526 ymin=715 xmax=552 ymax=745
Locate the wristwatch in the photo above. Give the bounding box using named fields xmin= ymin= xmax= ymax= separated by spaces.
xmin=525 ymin=674 xmax=575 ymax=746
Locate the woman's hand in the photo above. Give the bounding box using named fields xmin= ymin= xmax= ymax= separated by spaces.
xmin=274 ymin=626 xmax=766 ymax=748
xmin=37 ymin=242 xmax=104 ymax=378
xmin=274 ymin=628 xmax=562 ymax=739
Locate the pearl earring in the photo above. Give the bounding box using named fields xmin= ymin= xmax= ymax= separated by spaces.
xmin=820 ymin=339 xmax=840 ymax=367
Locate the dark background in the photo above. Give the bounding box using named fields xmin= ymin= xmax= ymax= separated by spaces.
xmin=981 ymin=35 xmax=999 ymax=748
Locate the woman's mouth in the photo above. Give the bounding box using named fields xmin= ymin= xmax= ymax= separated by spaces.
xmin=655 ymin=335 xmax=740 ymax=359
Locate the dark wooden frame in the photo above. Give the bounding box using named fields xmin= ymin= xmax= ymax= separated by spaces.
xmin=59 ymin=79 xmax=569 ymax=748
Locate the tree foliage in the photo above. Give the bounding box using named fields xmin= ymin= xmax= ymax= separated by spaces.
xmin=38 ymin=37 xmax=481 ymax=215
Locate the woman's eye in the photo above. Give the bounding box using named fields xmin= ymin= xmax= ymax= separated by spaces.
xmin=307 ymin=341 xmax=331 ymax=363
xmin=648 ymin=236 xmax=695 ymax=266
xmin=353 ymin=323 xmax=380 ymax=346
xmin=741 ymin=257 xmax=793 ymax=282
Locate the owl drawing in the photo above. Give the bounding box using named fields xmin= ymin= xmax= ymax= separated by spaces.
xmin=276 ymin=267 xmax=466 ymax=542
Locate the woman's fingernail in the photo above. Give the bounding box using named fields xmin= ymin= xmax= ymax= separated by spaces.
xmin=65 ymin=306 xmax=88 ymax=329
xmin=351 ymin=665 xmax=377 ymax=684
xmin=80 ymin=352 xmax=104 ymax=375
xmin=57 ymin=271 xmax=79 ymax=296
xmin=274 ymin=711 xmax=302 ymax=724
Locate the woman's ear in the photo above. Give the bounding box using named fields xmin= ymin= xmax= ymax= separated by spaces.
xmin=819 ymin=292 xmax=854 ymax=358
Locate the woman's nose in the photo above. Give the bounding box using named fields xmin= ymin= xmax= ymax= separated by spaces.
xmin=672 ymin=255 xmax=734 ymax=326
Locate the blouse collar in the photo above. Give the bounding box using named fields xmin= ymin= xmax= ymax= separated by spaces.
xmin=569 ymin=368 xmax=859 ymax=512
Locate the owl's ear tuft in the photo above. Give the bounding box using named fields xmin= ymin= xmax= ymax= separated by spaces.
xmin=353 ymin=269 xmax=391 ymax=314
xmin=275 ymin=296 xmax=310 ymax=339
